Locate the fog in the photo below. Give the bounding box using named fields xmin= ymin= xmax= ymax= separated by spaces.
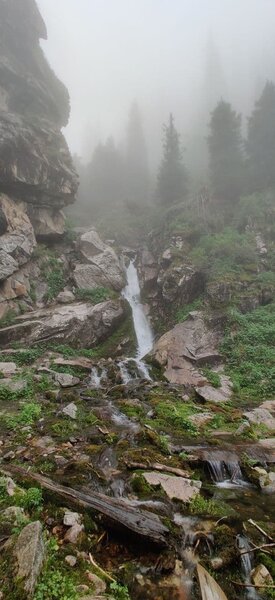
xmin=37 ymin=0 xmax=275 ymax=174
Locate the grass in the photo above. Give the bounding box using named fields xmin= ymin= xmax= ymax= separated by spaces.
xmin=176 ymin=298 xmax=203 ymax=323
xmin=148 ymin=393 xmax=198 ymax=437
xmin=202 ymin=368 xmax=221 ymax=388
xmin=75 ymin=286 xmax=114 ymax=304
xmin=189 ymin=494 xmax=233 ymax=517
xmin=221 ymin=303 xmax=275 ymax=399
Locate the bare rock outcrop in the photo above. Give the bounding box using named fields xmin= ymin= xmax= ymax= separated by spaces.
xmin=151 ymin=311 xmax=221 ymax=385
xmin=73 ymin=229 xmax=126 ymax=292
xmin=0 ymin=0 xmax=77 ymax=208
xmin=0 ymin=300 xmax=126 ymax=348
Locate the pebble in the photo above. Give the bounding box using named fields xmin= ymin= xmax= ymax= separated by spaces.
xmin=63 ymin=510 xmax=82 ymax=527
xmin=64 ymin=523 xmax=84 ymax=544
xmin=85 ymin=572 xmax=106 ymax=594
xmin=65 ymin=555 xmax=77 ymax=567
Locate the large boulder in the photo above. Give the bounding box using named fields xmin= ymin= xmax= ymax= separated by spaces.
xmin=74 ymin=229 xmax=125 ymax=291
xmin=151 ymin=311 xmax=222 ymax=386
xmin=158 ymin=263 xmax=204 ymax=305
xmin=13 ymin=521 xmax=46 ymax=596
xmin=0 ymin=300 xmax=125 ymax=348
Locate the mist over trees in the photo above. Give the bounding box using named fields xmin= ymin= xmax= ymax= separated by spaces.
xmin=247 ymin=81 xmax=275 ymax=192
xmin=208 ymin=100 xmax=244 ymax=204
xmin=156 ymin=114 xmax=188 ymax=205
xmin=125 ymin=102 xmax=150 ymax=208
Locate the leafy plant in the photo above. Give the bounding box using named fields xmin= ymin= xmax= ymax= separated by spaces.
xmin=109 ymin=581 xmax=131 ymax=600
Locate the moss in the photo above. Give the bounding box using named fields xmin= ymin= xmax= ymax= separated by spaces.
xmin=131 ymin=473 xmax=153 ymax=498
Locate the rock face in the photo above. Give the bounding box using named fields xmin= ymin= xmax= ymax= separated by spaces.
xmin=74 ymin=230 xmax=125 ymax=292
xmin=0 ymin=300 xmax=125 ymax=348
xmin=13 ymin=521 xmax=46 ymax=596
xmin=0 ymin=0 xmax=78 ymax=318
xmin=151 ymin=311 xmax=221 ymax=384
xmin=0 ymin=0 xmax=77 ymax=207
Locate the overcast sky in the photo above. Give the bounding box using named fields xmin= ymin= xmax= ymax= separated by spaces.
xmin=37 ymin=0 xmax=275 ymax=165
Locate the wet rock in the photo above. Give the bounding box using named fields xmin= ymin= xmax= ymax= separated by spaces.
xmin=259 ymin=471 xmax=275 ymax=494
xmin=13 ymin=521 xmax=46 ymax=596
xmin=0 ymin=300 xmax=125 ymax=348
xmin=195 ymin=375 xmax=233 ymax=404
xmin=143 ymin=472 xmax=201 ymax=502
xmin=56 ymin=290 xmax=76 ymax=304
xmin=243 ymin=408 xmax=275 ymax=431
xmin=251 ymin=564 xmax=273 ymax=586
xmin=64 ymin=523 xmax=84 ymax=544
xmin=151 ymin=311 xmax=222 ymax=386
xmin=55 ymin=372 xmax=80 ymax=388
xmin=65 ymin=555 xmax=77 ymax=567
xmin=0 ymin=362 xmax=17 ymax=377
xmin=62 ymin=402 xmax=77 ymax=419
xmin=63 ymin=510 xmax=82 ymax=527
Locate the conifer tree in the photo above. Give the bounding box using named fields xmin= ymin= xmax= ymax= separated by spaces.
xmin=156 ymin=114 xmax=188 ymax=205
xmin=208 ymin=100 xmax=244 ymax=202
xmin=247 ymin=81 xmax=275 ymax=190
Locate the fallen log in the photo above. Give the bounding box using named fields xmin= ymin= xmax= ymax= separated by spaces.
xmin=124 ymin=460 xmax=190 ymax=478
xmin=3 ymin=465 xmax=170 ymax=547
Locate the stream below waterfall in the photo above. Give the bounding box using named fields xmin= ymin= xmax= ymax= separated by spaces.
xmin=83 ymin=255 xmax=275 ymax=600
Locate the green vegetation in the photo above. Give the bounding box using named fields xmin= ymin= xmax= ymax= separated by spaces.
xmin=148 ymin=394 xmax=198 ymax=436
xmin=221 ymin=303 xmax=275 ymax=398
xmin=40 ymin=254 xmax=65 ymax=302
xmin=5 ymin=402 xmax=41 ymax=428
xmin=202 ymin=368 xmax=221 ymax=388
xmin=176 ymin=298 xmax=203 ymax=322
xmin=75 ymin=286 xmax=114 ymax=304
xmin=189 ymin=494 xmax=233 ymax=517
xmin=34 ymin=538 xmax=77 ymax=600
xmin=191 ymin=228 xmax=257 ymax=278
xmin=0 ymin=309 xmax=17 ymax=328
xmin=109 ymin=581 xmax=131 ymax=600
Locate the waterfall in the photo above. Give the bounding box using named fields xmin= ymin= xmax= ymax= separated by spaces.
xmin=237 ymin=535 xmax=261 ymax=600
xmin=120 ymin=259 xmax=154 ymax=382
xmin=207 ymin=457 xmax=249 ymax=487
xmin=122 ymin=259 xmax=154 ymax=360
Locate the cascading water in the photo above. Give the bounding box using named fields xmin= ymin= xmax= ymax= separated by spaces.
xmin=119 ymin=258 xmax=154 ymax=382
xmin=237 ymin=535 xmax=261 ymax=600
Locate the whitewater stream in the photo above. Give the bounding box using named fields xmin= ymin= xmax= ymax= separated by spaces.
xmin=119 ymin=258 xmax=154 ymax=382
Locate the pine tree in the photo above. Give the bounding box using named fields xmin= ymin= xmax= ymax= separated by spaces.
xmin=125 ymin=102 xmax=150 ymax=206
xmin=156 ymin=114 xmax=188 ymax=205
xmin=86 ymin=137 xmax=125 ymax=218
xmin=247 ymin=81 xmax=275 ymax=190
xmin=208 ymin=100 xmax=244 ymax=203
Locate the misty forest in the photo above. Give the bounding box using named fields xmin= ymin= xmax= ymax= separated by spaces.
xmin=0 ymin=1 xmax=275 ymax=599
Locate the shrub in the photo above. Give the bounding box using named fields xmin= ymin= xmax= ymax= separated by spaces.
xmin=75 ymin=286 xmax=113 ymax=304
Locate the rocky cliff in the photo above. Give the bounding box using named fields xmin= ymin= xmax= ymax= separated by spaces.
xmin=0 ymin=0 xmax=78 ymax=319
